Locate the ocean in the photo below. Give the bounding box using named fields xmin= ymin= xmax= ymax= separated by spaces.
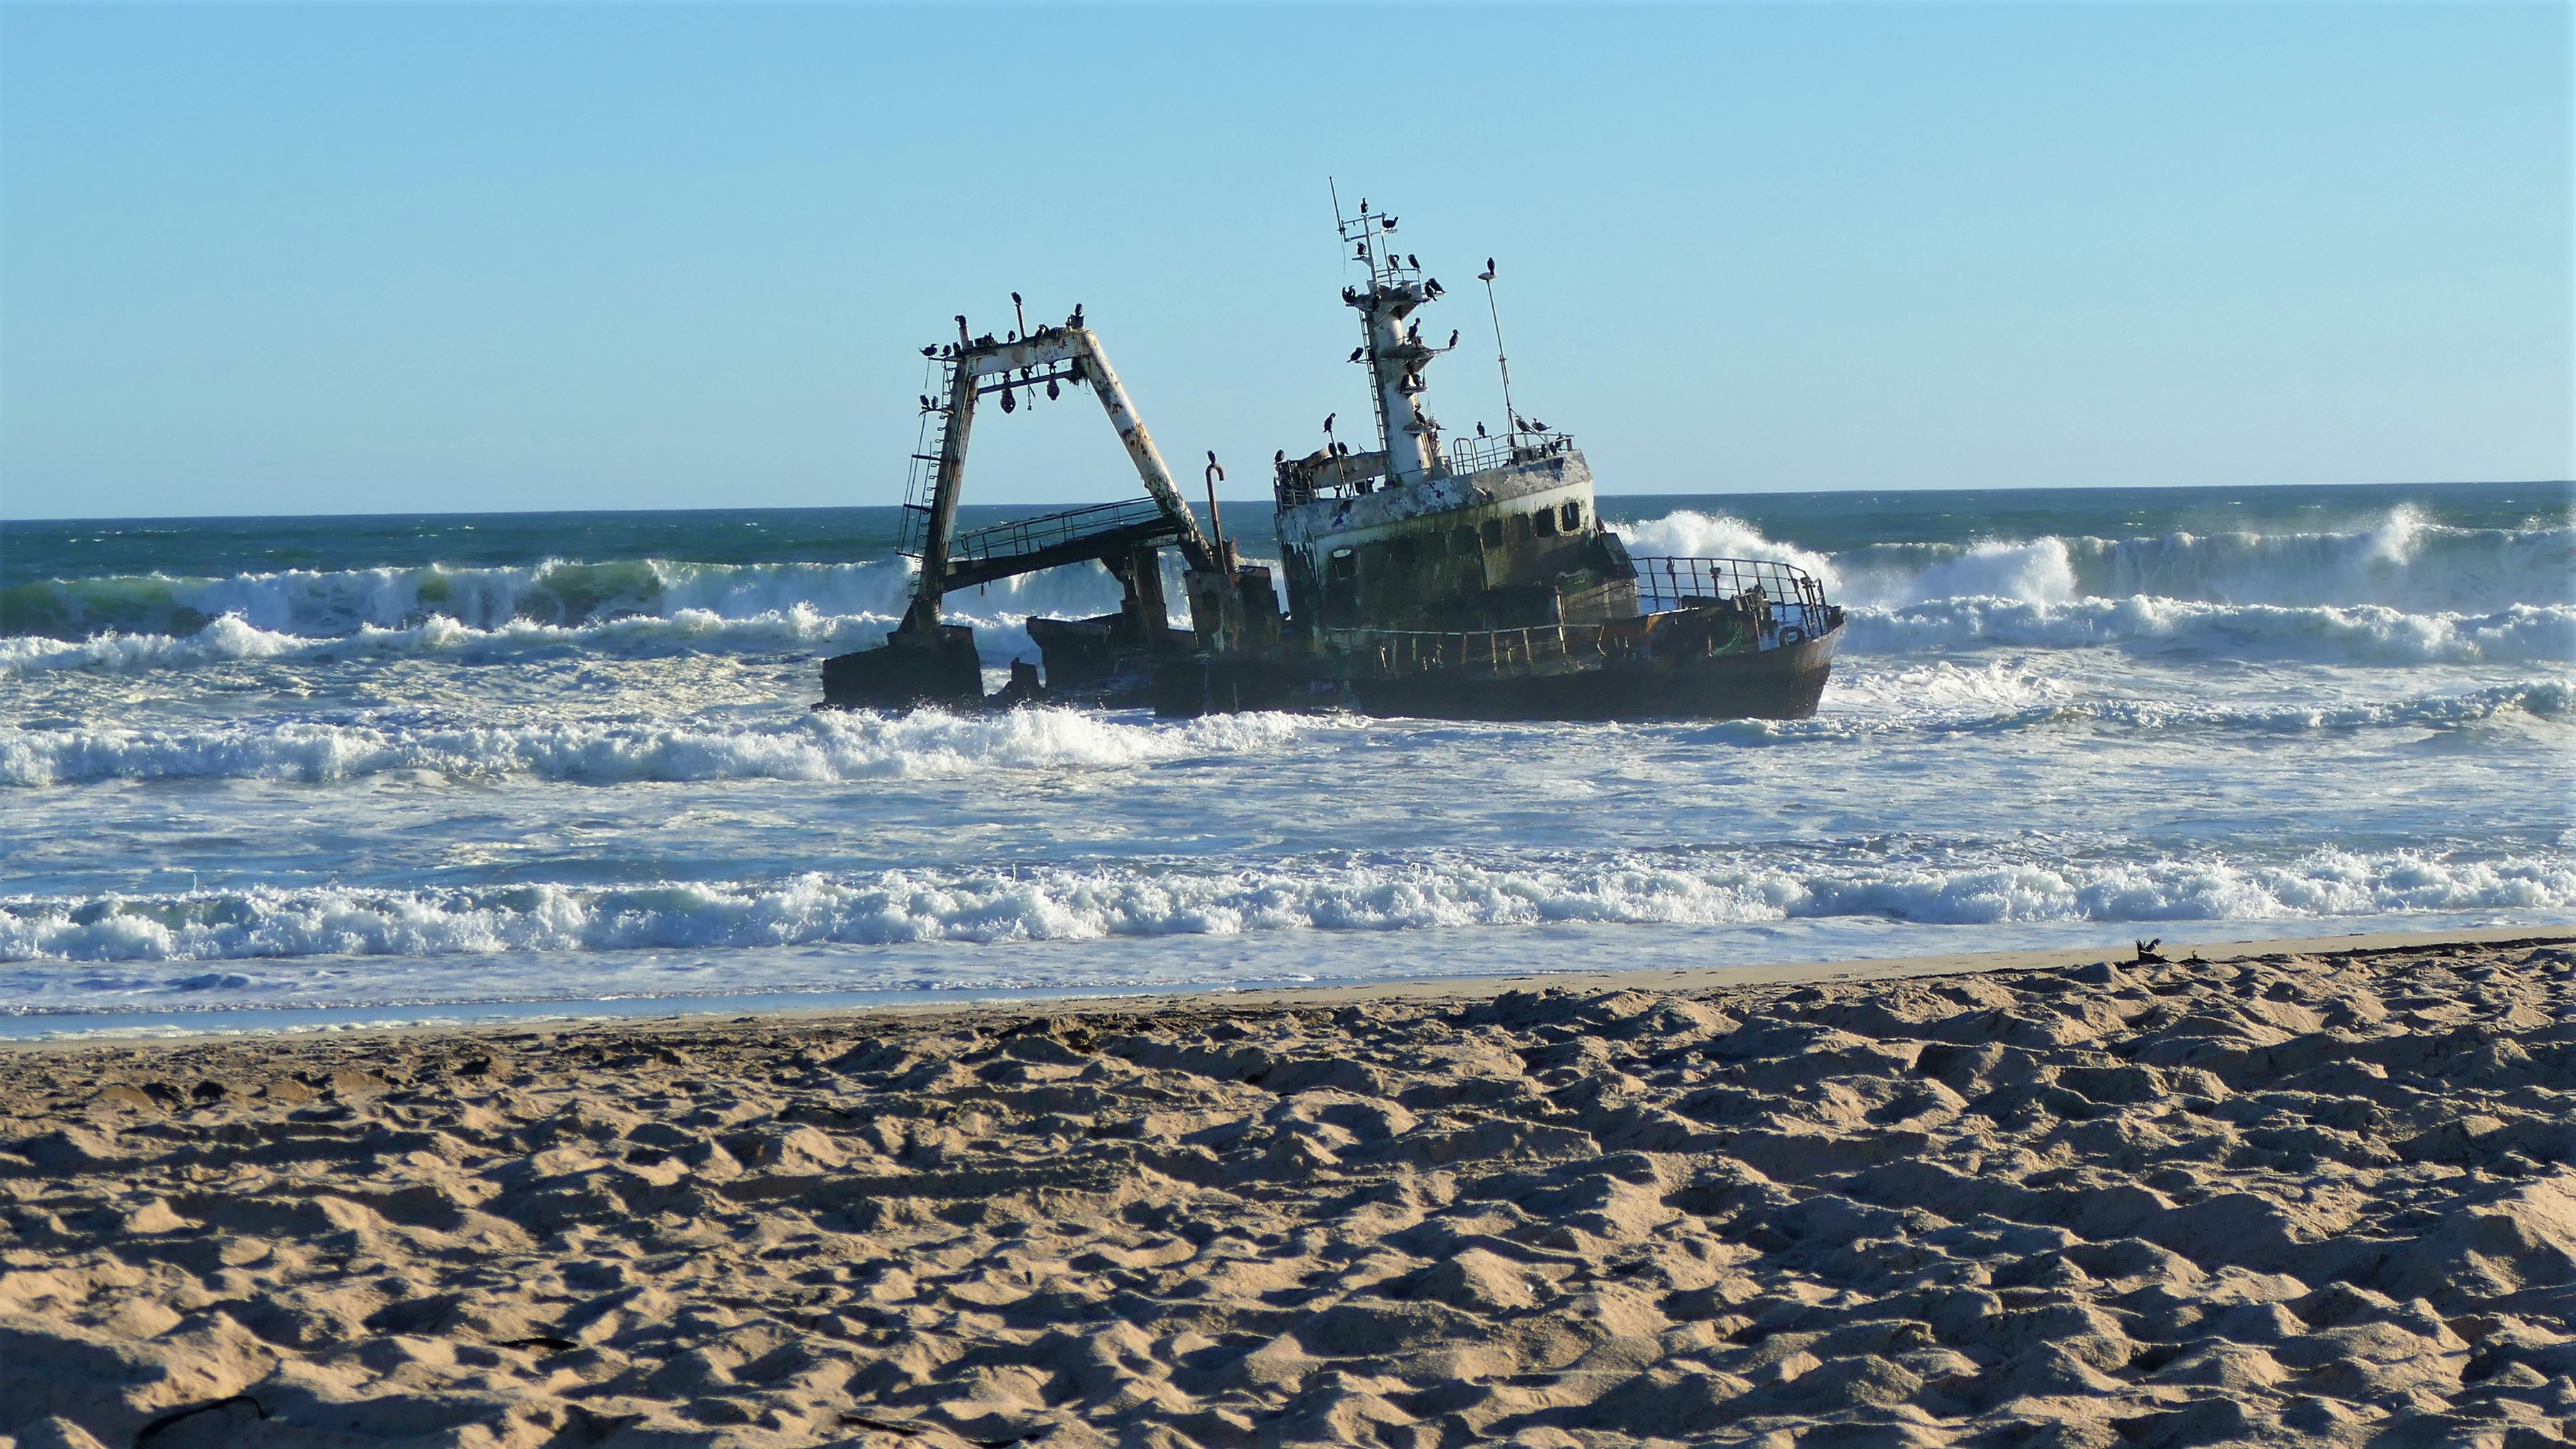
xmin=2 ymin=480 xmax=2568 ymax=1035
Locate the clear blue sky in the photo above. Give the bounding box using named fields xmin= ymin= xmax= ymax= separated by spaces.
xmin=1 ymin=2 xmax=2567 ymax=519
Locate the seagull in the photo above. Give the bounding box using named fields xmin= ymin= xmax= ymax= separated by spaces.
xmin=1407 ymin=253 xmax=1419 ymax=269
xmin=1424 ymin=279 xmax=1444 ymax=298
xmin=1525 ymin=418 xmax=1548 ymax=432
xmin=1323 ymin=413 xmax=1337 ymax=435
xmin=1479 ymin=259 xmax=1496 ymax=281
xmin=1349 ymin=347 xmax=1365 ymax=363
xmin=1476 ymin=422 xmax=1487 ymax=438
xmin=920 ymin=345 xmax=937 ymax=358
xmin=1355 ymin=243 xmax=1369 ymax=261
xmin=1447 ymin=329 xmax=1459 ymax=348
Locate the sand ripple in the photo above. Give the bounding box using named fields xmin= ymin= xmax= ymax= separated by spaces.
xmin=3 ymin=939 xmax=2574 ymax=1446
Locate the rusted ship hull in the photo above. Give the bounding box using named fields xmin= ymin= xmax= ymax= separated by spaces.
xmin=1344 ymin=621 xmax=1841 ymax=722
xmin=1152 ymin=618 xmax=1842 ymax=721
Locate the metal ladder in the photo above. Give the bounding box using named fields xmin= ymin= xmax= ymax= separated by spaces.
xmin=896 ymin=354 xmax=960 ymax=560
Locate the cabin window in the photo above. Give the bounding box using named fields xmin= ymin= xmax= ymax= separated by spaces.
xmin=1480 ymin=518 xmax=1505 ymax=549
xmin=1451 ymin=527 xmax=1479 ymax=557
xmin=1533 ymin=507 xmax=1557 ymax=537
xmin=1561 ymin=500 xmax=1584 ymax=532
xmin=1511 ymin=513 xmax=1534 ymax=543
xmin=1329 ymin=547 xmax=1357 ymax=581
xmin=1389 ymin=536 xmax=1419 ymax=567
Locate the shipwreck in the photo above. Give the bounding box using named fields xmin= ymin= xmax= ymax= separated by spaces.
xmin=820 ymin=201 xmax=1843 ymax=721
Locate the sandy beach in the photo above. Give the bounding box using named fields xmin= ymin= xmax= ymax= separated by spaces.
xmin=4 ymin=930 xmax=2574 ymax=1448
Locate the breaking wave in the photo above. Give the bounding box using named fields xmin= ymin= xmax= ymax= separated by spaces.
xmin=4 ymin=847 xmax=2567 ymax=964
xmin=1 ymin=552 xmax=1154 ymax=648
xmin=1806 ymin=672 xmax=2572 ymax=737
xmin=1846 ymin=599 xmax=2576 ymax=665
xmin=1616 ymin=506 xmax=2572 ymax=614
xmin=7 ymin=681 xmax=2562 ymax=787
xmin=0 ymin=706 xmax=1311 ymax=787
xmin=11 ymin=506 xmax=2566 ymax=648
xmin=10 ymin=594 xmax=2561 ymax=680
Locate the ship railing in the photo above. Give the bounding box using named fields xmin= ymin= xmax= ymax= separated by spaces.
xmin=945 ymin=496 xmax=1177 ymax=570
xmin=1631 ymin=555 xmax=1831 ymax=631
xmin=1324 ymin=623 xmax=1621 ymax=680
xmin=1439 ymin=430 xmax=1576 ymax=478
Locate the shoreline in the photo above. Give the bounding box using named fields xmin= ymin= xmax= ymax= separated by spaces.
xmin=4 ymin=922 xmax=2565 ymax=1048
xmin=5 ymin=930 xmax=2572 ymax=1446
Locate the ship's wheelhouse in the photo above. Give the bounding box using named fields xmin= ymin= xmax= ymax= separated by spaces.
xmin=1274 ymin=446 xmax=1639 ymax=635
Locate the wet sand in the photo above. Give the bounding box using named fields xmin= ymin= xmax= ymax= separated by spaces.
xmin=4 ymin=930 xmax=2573 ymax=1448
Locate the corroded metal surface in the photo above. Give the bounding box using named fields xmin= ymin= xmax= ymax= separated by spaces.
xmin=822 ymin=198 xmax=1846 ymax=721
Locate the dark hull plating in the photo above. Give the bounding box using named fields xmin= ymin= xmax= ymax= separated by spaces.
xmin=1154 ymin=622 xmax=1841 ymax=722
xmin=1352 ymin=625 xmax=1839 ymax=722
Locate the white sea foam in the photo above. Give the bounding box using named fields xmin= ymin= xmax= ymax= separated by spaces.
xmin=12 ymin=591 xmax=2563 ymax=681
xmin=1613 ymin=511 xmax=1846 ymax=582
xmin=1611 ymin=508 xmax=2572 ymax=613
xmin=13 ymin=678 xmax=2562 ymax=788
xmin=4 ymin=553 xmax=1157 ymax=646
xmin=0 ymin=607 xmax=876 ymax=677
xmin=11 ymin=507 xmax=2567 ymax=676
xmin=0 ymin=602 xmax=1086 ymax=677
xmin=4 ymin=847 xmax=2565 ymax=964
xmin=1845 ymin=597 xmax=2576 ymax=665
xmin=0 ymin=706 xmax=1311 ymax=787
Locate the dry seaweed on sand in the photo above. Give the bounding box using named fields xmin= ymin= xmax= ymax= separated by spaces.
xmin=1 ymin=939 xmax=2574 ymax=1447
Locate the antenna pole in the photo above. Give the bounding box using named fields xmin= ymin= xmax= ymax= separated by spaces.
xmin=1204 ymin=453 xmax=1227 ymax=554
xmin=1480 ymin=263 xmax=1518 ymax=435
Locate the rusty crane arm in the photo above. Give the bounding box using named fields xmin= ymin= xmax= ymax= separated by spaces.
xmin=901 ymin=319 xmax=1214 ymax=635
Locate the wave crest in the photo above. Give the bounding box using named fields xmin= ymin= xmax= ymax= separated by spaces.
xmin=1612 ymin=506 xmax=2570 ymax=613
xmin=0 ymin=705 xmax=1310 ymax=787
xmin=4 ymin=847 xmax=2565 ymax=964
xmin=1848 ymin=598 xmax=2575 ymax=665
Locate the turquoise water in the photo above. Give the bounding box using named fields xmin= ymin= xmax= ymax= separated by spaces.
xmin=1 ymin=480 xmax=2568 ymax=1032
